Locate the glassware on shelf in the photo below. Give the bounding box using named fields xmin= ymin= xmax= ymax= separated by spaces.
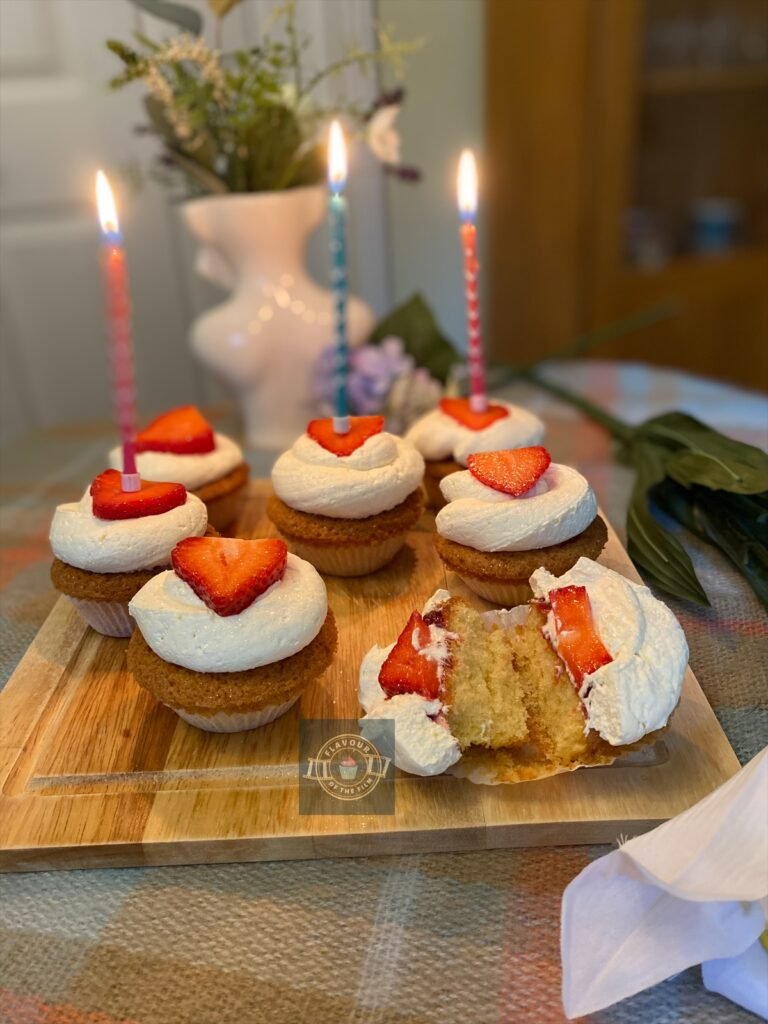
xmin=690 ymin=198 xmax=744 ymax=255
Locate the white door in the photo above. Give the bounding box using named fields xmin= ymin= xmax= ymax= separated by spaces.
xmin=0 ymin=0 xmax=388 ymax=440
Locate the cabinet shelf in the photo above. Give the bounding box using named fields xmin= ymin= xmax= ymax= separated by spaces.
xmin=641 ymin=65 xmax=768 ymax=96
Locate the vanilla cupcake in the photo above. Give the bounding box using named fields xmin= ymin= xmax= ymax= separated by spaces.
xmin=434 ymin=447 xmax=607 ymax=605
xmin=50 ymin=469 xmax=209 ymax=637
xmin=128 ymin=537 xmax=336 ymax=732
xmin=109 ymin=406 xmax=248 ymax=531
xmin=267 ymin=415 xmax=425 ymax=577
xmin=405 ymin=397 xmax=544 ymax=509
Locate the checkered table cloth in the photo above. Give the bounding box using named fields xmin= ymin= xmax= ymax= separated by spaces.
xmin=1 ymin=361 xmax=766 ymax=1024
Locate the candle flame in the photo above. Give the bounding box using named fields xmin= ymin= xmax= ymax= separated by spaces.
xmin=327 ymin=120 xmax=347 ymax=192
xmin=457 ymin=149 xmax=478 ymax=220
xmin=96 ymin=170 xmax=120 ymax=235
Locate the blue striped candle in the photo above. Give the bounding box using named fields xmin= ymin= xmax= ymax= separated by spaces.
xmin=327 ymin=121 xmax=350 ymax=435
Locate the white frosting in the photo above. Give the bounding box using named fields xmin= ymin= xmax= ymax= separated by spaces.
xmin=405 ymin=401 xmax=544 ymax=466
xmin=358 ymin=592 xmax=461 ymax=776
xmin=108 ymin=433 xmax=243 ymax=491
xmin=49 ymin=490 xmax=207 ymax=573
xmin=530 ymin=558 xmax=688 ymax=746
xmin=436 ymin=464 xmax=598 ymax=552
xmin=271 ymin=431 xmax=424 ymax=518
xmin=129 ymin=553 xmax=327 ymax=673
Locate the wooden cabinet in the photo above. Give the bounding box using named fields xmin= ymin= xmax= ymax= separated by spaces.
xmin=485 ymin=0 xmax=768 ymax=390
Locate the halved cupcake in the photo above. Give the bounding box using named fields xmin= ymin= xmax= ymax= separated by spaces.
xmin=50 ymin=469 xmax=210 ymax=637
xmin=405 ymin=397 xmax=544 ymax=509
xmin=267 ymin=415 xmax=425 ymax=577
xmin=108 ymin=405 xmax=249 ymax=532
xmin=434 ymin=446 xmax=607 ymax=605
xmin=128 ymin=536 xmax=337 ymax=732
xmin=359 ymin=561 xmax=688 ymax=783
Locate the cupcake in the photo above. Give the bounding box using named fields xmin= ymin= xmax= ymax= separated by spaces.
xmin=434 ymin=446 xmax=607 ymax=605
xmin=267 ymin=415 xmax=425 ymax=577
xmin=359 ymin=563 xmax=688 ymax=783
xmin=128 ymin=536 xmax=337 ymax=732
xmin=50 ymin=469 xmax=209 ymax=637
xmin=109 ymin=405 xmax=249 ymax=532
xmin=405 ymin=397 xmax=544 ymax=509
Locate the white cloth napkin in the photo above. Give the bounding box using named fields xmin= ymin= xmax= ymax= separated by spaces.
xmin=561 ymin=747 xmax=768 ymax=1019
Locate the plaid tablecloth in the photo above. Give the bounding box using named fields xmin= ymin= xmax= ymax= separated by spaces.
xmin=1 ymin=361 xmax=766 ymax=1024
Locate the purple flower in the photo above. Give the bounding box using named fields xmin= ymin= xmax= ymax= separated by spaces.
xmin=313 ymin=336 xmax=415 ymax=417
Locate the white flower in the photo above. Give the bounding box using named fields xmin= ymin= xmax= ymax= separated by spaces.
xmin=366 ymin=104 xmax=402 ymax=165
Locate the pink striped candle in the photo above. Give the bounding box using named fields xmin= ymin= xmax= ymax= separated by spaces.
xmin=96 ymin=171 xmax=139 ymax=492
xmin=457 ymin=150 xmax=487 ymax=413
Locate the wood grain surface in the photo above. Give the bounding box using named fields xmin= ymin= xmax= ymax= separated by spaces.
xmin=0 ymin=480 xmax=740 ymax=872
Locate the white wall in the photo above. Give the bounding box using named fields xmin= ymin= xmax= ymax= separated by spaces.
xmin=377 ymin=0 xmax=485 ymax=351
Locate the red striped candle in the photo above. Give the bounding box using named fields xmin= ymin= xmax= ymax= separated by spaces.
xmin=457 ymin=150 xmax=487 ymax=413
xmin=96 ymin=171 xmax=139 ymax=492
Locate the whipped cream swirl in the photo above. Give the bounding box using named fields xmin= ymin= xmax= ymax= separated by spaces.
xmin=130 ymin=553 xmax=327 ymax=672
xmin=359 ymin=589 xmax=461 ymax=776
xmin=436 ymin=464 xmax=597 ymax=551
xmin=531 ymin=558 xmax=689 ymax=746
xmin=50 ymin=490 xmax=207 ymax=573
xmin=405 ymin=401 xmax=544 ymax=465
xmin=108 ymin=433 xmax=243 ymax=492
xmin=271 ymin=431 xmax=424 ymax=519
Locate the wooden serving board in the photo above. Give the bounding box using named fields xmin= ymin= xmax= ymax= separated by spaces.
xmin=0 ymin=481 xmax=739 ymax=872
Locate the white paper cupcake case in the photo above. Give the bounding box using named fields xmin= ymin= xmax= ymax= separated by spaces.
xmin=68 ymin=597 xmax=133 ymax=638
xmin=170 ymin=695 xmax=300 ymax=733
xmin=456 ymin=575 xmax=533 ymax=607
xmin=285 ymin=535 xmax=406 ymax=577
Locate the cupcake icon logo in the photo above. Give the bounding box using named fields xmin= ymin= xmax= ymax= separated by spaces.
xmin=304 ymin=732 xmax=390 ymax=802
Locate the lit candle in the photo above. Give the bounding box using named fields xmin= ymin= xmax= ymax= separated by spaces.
xmin=96 ymin=170 xmax=140 ymax=491
xmin=327 ymin=120 xmax=349 ymax=435
xmin=457 ymin=149 xmax=487 ymax=413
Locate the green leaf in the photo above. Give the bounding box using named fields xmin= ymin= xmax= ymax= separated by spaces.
xmin=637 ymin=412 xmax=768 ymax=494
xmin=653 ymin=480 xmax=768 ymax=609
xmin=129 ymin=0 xmax=203 ymax=36
xmin=368 ymin=294 xmax=459 ymax=383
xmin=625 ymin=441 xmax=710 ymax=605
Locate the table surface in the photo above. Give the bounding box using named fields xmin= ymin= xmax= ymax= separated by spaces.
xmin=1 ymin=360 xmax=766 ymax=1024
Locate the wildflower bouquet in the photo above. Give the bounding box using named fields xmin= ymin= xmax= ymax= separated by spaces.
xmin=107 ymin=0 xmax=420 ymax=195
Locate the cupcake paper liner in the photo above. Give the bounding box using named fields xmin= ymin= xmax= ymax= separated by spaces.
xmin=68 ymin=597 xmax=134 ymax=638
xmin=170 ymin=695 xmax=299 ymax=733
xmin=456 ymin=575 xmax=533 ymax=607
xmin=285 ymin=534 xmax=406 ymax=577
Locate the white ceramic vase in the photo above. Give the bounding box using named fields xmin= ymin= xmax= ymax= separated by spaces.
xmin=182 ymin=187 xmax=374 ymax=450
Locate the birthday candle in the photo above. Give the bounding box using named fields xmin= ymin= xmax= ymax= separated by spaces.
xmin=327 ymin=120 xmax=350 ymax=435
xmin=96 ymin=171 xmax=140 ymax=491
xmin=457 ymin=149 xmax=487 ymax=413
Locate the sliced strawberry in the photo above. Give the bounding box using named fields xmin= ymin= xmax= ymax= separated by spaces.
xmin=378 ymin=610 xmax=441 ymax=700
xmin=307 ymin=415 xmax=384 ymax=457
xmin=549 ymin=585 xmax=613 ymax=686
xmin=136 ymin=406 xmax=215 ymax=455
xmin=467 ymin=446 xmax=551 ymax=496
xmin=171 ymin=537 xmax=288 ymax=617
xmin=439 ymin=397 xmax=509 ymax=431
xmin=90 ymin=469 xmax=186 ymax=520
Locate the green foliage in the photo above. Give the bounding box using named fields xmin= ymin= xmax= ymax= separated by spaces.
xmin=369 ymin=294 xmax=459 ymax=384
xmin=523 ymin=363 xmax=768 ymax=608
xmin=109 ymin=1 xmax=420 ymax=196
